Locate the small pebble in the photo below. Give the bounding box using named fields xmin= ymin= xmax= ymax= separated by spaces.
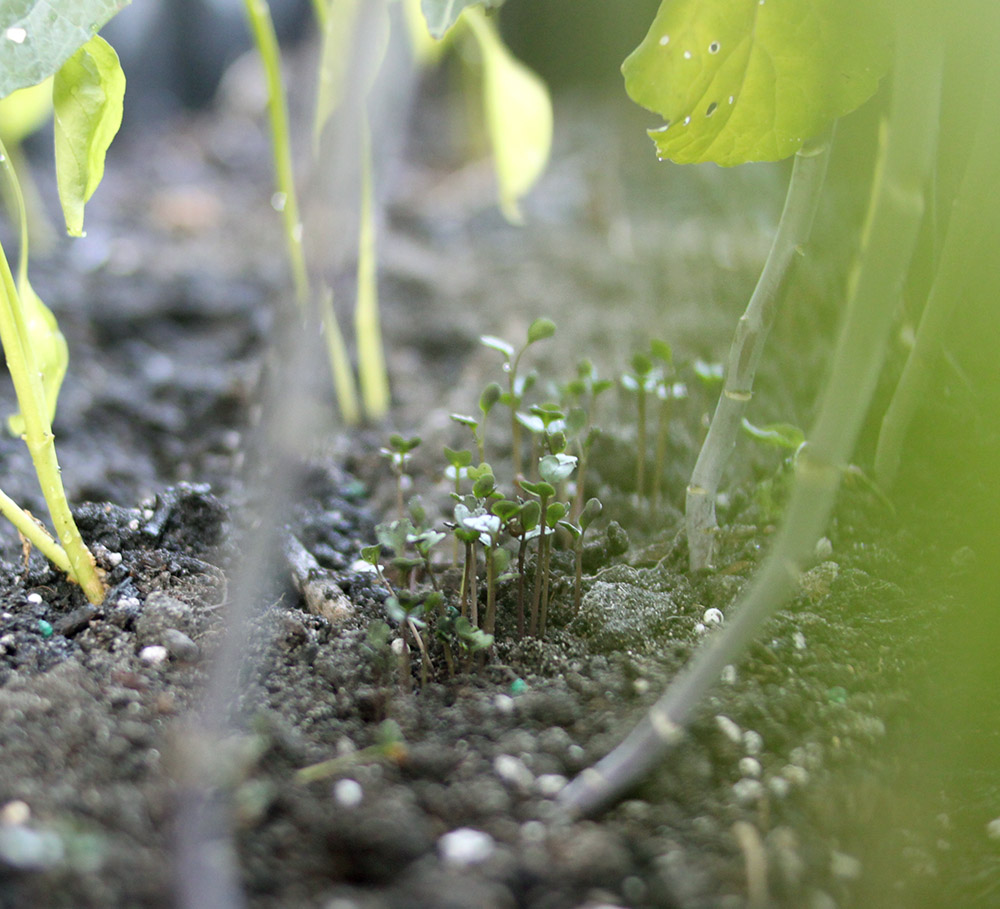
xmin=783 ymin=764 xmax=810 ymax=787
xmin=830 ymin=851 xmax=862 ymax=881
xmin=720 ymin=664 xmax=737 ymax=684
xmin=715 ymin=715 xmax=742 ymax=744
xmin=333 ymin=779 xmax=363 ymax=808
xmin=535 ymin=774 xmax=567 ymax=797
xmin=814 ymin=536 xmax=833 ymax=559
xmin=703 ymin=607 xmax=724 ymax=625
xmin=438 ymin=828 xmax=495 ymax=866
xmin=768 ymin=776 xmax=791 ymax=798
xmin=494 ymin=754 xmax=533 ymax=792
xmin=492 ymin=694 xmax=515 ymax=715
xmin=162 ymin=628 xmax=199 ymax=662
xmin=739 ymin=757 xmax=762 ymax=779
xmin=793 ymin=631 xmax=807 ymax=650
xmin=26 ymin=593 xmax=43 ymax=606
xmin=733 ymin=778 xmax=765 ymax=805
xmin=0 ymin=801 xmax=30 ymax=825
xmin=139 ymin=645 xmax=169 ymax=666
xmin=986 ymin=818 xmax=1000 ymax=840
xmin=743 ymin=730 xmax=764 ymax=755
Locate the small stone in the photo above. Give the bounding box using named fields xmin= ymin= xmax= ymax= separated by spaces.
xmin=769 ymin=776 xmax=791 ymax=798
xmin=793 ymin=631 xmax=807 ymax=650
xmin=720 ymin=664 xmax=737 ymax=684
xmin=0 ymin=801 xmax=30 ymax=825
xmin=139 ymin=645 xmax=169 ymax=666
xmin=733 ymin=778 xmax=765 ymax=805
xmin=715 ymin=715 xmax=742 ymax=743
xmin=743 ymin=730 xmax=764 ymax=755
xmin=493 ymin=694 xmax=515 ymax=715
xmin=26 ymin=593 xmax=42 ymax=606
xmin=814 ymin=536 xmax=833 ymax=559
xmin=333 ymin=779 xmax=363 ymax=808
xmin=783 ymin=764 xmax=810 ymax=787
xmin=986 ymin=818 xmax=1000 ymax=840
xmin=162 ymin=629 xmax=199 ymax=662
xmin=535 ymin=774 xmax=567 ymax=797
xmin=830 ymin=850 xmax=862 ymax=880
xmin=702 ymin=607 xmax=724 ymax=625
xmin=438 ymin=828 xmax=495 ymax=866
xmin=136 ymin=592 xmax=193 ymax=641
xmin=494 ymin=754 xmax=533 ymax=792
xmin=739 ymin=756 xmax=762 ymax=779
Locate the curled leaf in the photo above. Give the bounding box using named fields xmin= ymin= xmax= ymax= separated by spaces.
xmin=53 ymin=34 xmax=125 ymax=237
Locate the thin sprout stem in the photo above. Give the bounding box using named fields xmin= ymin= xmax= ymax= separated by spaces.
xmin=319 ymin=286 xmax=361 ymax=424
xmin=241 ymin=0 xmax=311 ymax=310
xmin=354 ymin=115 xmax=391 ymax=419
xmin=0 ymin=488 xmax=71 ymax=576
xmin=561 ymin=12 xmax=942 ymax=817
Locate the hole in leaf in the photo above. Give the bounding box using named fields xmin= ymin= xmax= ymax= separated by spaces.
xmin=709 ymin=41 xmax=720 ymax=54
xmin=683 ymin=50 xmax=692 ymax=60
xmin=659 ymin=34 xmax=670 ymax=46
xmin=706 ymin=102 xmax=718 ymax=117
xmin=683 ymin=116 xmax=691 ymax=125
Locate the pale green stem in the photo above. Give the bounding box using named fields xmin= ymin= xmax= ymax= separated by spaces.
xmin=242 ymin=0 xmax=311 ymax=310
xmin=309 ymin=0 xmax=329 ymax=31
xmin=319 ymin=286 xmax=361 ymax=425
xmin=560 ymin=11 xmax=942 ymax=818
xmin=0 ymin=143 xmax=103 ymax=603
xmin=354 ymin=115 xmax=390 ymax=419
xmin=0 ymin=487 xmax=72 ymax=576
xmin=686 ymin=128 xmax=833 ymax=571
xmin=874 ymin=80 xmax=1000 ymax=488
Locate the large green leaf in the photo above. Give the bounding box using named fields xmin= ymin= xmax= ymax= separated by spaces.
xmin=53 ymin=34 xmax=124 ymax=237
xmin=623 ymin=0 xmax=891 ymax=165
xmin=421 ymin=0 xmax=505 ymax=39
xmin=0 ymin=0 xmax=129 ymax=99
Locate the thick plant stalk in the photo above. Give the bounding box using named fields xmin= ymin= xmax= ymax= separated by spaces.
xmin=559 ymin=11 xmax=942 ymax=818
xmin=686 ymin=128 xmax=833 ymax=571
xmin=874 ymin=84 xmax=1000 ymax=488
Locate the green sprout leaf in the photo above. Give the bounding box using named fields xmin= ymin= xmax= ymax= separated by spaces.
xmin=539 ymin=452 xmax=577 ymax=484
xmin=741 ymin=418 xmax=806 ymax=451
xmin=623 ymin=0 xmax=891 ymax=165
xmin=0 ymin=0 xmax=129 ymax=100
xmin=53 ymin=34 xmax=125 ymax=237
xmin=526 ymin=317 xmax=556 ymax=345
xmin=420 ymin=0 xmax=505 ymax=39
xmin=480 ymin=335 xmax=514 ymax=360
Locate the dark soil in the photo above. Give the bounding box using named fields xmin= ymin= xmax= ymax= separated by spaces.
xmin=0 ymin=44 xmax=996 ymax=909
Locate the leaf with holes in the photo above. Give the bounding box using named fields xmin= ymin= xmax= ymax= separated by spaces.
xmin=0 ymin=0 xmax=129 ymax=99
xmin=623 ymin=0 xmax=891 ymax=166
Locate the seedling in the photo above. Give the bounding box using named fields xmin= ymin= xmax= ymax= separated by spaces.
xmin=0 ymin=12 xmax=128 ymax=604
xmin=385 ymin=589 xmax=440 ymax=691
xmin=380 ymin=434 xmax=421 ymax=520
xmin=520 ymin=452 xmax=575 ymax=637
xmin=562 ymin=1 xmax=973 ymax=817
xmin=559 ymin=497 xmax=603 ymax=614
xmin=559 ymin=359 xmax=612 ymax=521
xmin=620 ymin=352 xmax=657 ymax=498
xmin=481 ymin=316 xmax=555 ymax=476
